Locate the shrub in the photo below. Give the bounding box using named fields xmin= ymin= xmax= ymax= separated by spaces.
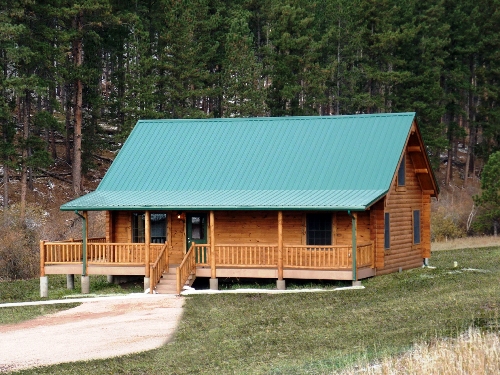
xmin=0 ymin=204 xmax=47 ymax=280
xmin=431 ymin=206 xmax=465 ymax=242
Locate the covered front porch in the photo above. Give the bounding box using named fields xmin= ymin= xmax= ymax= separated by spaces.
xmin=40 ymin=210 xmax=375 ymax=296
xmin=179 ymin=241 xmax=375 ymax=294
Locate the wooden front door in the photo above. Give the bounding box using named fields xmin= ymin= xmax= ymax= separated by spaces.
xmin=186 ymin=213 xmax=208 ymax=251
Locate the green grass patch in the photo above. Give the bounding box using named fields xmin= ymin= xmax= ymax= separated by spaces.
xmin=0 ymin=275 xmax=143 ymax=303
xmin=11 ymin=247 xmax=500 ymax=375
xmin=0 ymin=304 xmax=79 ymax=325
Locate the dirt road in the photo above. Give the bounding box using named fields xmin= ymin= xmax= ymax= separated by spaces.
xmin=0 ymin=294 xmax=184 ymax=373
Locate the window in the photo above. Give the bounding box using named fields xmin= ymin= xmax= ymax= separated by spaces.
xmin=306 ymin=213 xmax=332 ymax=245
xmin=190 ymin=215 xmax=204 ymax=240
xmin=413 ymin=210 xmax=421 ymax=244
xmin=151 ymin=214 xmax=167 ymax=243
xmin=132 ymin=213 xmax=145 ymax=243
xmin=132 ymin=213 xmax=167 ymax=243
xmin=397 ymin=155 xmax=406 ymax=186
xmin=384 ymin=212 xmax=390 ymax=250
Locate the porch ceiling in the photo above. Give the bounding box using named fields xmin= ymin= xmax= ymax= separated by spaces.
xmin=60 ymin=188 xmax=386 ymax=211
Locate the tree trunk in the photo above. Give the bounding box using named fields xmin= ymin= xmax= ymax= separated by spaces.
xmin=65 ymin=84 xmax=72 ymax=164
xmin=444 ymin=147 xmax=453 ymax=186
xmin=72 ymin=11 xmax=83 ymax=197
xmin=20 ymin=91 xmax=30 ymax=219
xmin=494 ymin=220 xmax=498 ymax=237
xmin=3 ymin=164 xmax=8 ymax=209
xmin=464 ymin=124 xmax=476 ymax=187
xmin=49 ymin=85 xmax=57 ymax=159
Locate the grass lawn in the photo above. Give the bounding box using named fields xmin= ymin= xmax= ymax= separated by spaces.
xmin=0 ymin=274 xmax=144 ymax=304
xmin=0 ymin=275 xmax=143 ymax=325
xmin=0 ymin=304 xmax=80 ymax=325
xmin=10 ymin=246 xmax=500 ymax=374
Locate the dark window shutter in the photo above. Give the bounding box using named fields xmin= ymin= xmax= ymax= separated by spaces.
xmin=398 ymin=155 xmax=406 ymax=186
xmin=413 ymin=210 xmax=421 ymax=244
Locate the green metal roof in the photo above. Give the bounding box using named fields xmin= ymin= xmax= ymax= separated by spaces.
xmin=61 ymin=113 xmax=417 ymax=211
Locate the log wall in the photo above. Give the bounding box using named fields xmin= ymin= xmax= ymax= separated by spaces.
xmin=422 ymin=194 xmax=431 ymax=258
xmin=170 ymin=215 xmax=185 ymax=264
xmin=113 ymin=211 xmax=132 ymax=243
xmin=213 ymin=211 xmax=304 ymax=245
xmin=335 ymin=211 xmax=370 ymax=245
xmin=377 ymin=150 xmax=425 ymax=275
xmin=110 ymin=210 xmax=373 ymax=267
xmin=370 ymin=199 xmax=385 ymax=268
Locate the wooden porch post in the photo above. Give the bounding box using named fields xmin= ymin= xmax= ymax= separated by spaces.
xmin=352 ymin=212 xmax=358 ymax=283
xmin=277 ymin=211 xmax=285 ymax=290
xmin=83 ymin=211 xmax=88 ymax=274
xmin=209 ymin=210 xmax=218 ymax=290
xmin=39 ymin=240 xmax=48 ymax=297
xmin=81 ymin=211 xmax=89 ymax=294
xmin=40 ymin=240 xmax=45 ymax=277
xmin=145 ymin=211 xmax=151 ymax=278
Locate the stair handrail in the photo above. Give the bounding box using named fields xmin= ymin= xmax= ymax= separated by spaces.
xmin=176 ymin=242 xmax=196 ymax=295
xmin=149 ymin=242 xmax=169 ymax=294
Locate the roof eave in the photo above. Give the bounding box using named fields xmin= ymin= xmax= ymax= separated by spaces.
xmin=60 ymin=205 xmax=369 ymax=212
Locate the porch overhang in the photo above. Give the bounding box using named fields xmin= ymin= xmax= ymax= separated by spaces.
xmin=60 ymin=189 xmax=387 ymax=212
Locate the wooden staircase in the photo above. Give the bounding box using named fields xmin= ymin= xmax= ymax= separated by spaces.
xmin=152 ymin=265 xmax=196 ymax=294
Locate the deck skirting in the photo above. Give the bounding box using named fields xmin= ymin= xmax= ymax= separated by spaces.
xmin=196 ymin=266 xmax=375 ymax=280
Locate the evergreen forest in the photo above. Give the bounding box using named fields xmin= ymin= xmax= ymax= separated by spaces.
xmin=0 ymin=0 xmax=499 ymax=209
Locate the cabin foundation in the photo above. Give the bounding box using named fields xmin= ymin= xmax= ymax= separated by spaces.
xmin=40 ymin=276 xmax=48 ymax=298
xmin=67 ymin=274 xmax=75 ymax=290
xmin=81 ymin=276 xmax=90 ymax=294
xmin=209 ymin=278 xmax=218 ymax=290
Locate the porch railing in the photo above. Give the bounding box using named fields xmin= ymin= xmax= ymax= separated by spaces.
xmin=356 ymin=242 xmax=374 ymax=268
xmin=43 ymin=242 xmax=83 ymax=263
xmin=284 ymin=245 xmax=351 ymax=268
xmin=216 ymin=244 xmax=278 ymax=267
xmin=187 ymin=242 xmax=374 ymax=270
xmin=150 ymin=242 xmax=169 ymax=293
xmin=176 ymin=242 xmax=197 ymax=295
xmin=283 ymin=242 xmax=373 ymax=269
xmin=41 ymin=241 xmax=166 ymax=266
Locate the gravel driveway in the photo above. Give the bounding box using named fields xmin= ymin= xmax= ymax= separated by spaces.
xmin=0 ymin=294 xmax=184 ymax=373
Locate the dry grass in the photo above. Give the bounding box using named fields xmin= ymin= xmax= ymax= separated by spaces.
xmin=340 ymin=329 xmax=500 ymax=375
xmin=432 ymin=235 xmax=500 ymax=251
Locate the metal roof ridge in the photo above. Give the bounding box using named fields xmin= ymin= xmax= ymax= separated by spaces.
xmin=136 ymin=112 xmax=416 ymax=124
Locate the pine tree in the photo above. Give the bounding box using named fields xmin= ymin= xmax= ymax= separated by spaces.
xmin=474 ymin=151 xmax=500 ymax=236
xmin=222 ymin=10 xmax=267 ymax=117
xmin=264 ymin=0 xmax=324 ymax=116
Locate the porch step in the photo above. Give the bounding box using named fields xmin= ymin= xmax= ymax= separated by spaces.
xmin=153 ymin=265 xmax=196 ymax=294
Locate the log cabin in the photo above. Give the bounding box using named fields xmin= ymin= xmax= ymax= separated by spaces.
xmin=39 ymin=113 xmax=438 ymax=296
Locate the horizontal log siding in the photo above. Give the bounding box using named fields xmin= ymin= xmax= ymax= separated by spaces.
xmin=422 ymin=194 xmax=431 ymax=258
xmin=378 ymin=151 xmax=423 ymax=275
xmin=283 ymin=212 xmax=305 ymax=245
xmin=113 ymin=211 xmax=131 ymax=243
xmin=106 ymin=211 xmax=112 ymax=242
xmin=214 ymin=211 xmax=278 ymax=244
xmin=170 ymin=216 xmax=185 ymax=264
xmin=335 ymin=211 xmax=370 ymax=245
xmin=370 ymin=199 xmax=385 ymax=268
xmin=213 ymin=211 xmax=311 ymax=246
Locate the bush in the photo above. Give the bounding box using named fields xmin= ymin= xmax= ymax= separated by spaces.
xmin=0 ymin=204 xmax=47 ymax=280
xmin=431 ymin=206 xmax=466 ymax=241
